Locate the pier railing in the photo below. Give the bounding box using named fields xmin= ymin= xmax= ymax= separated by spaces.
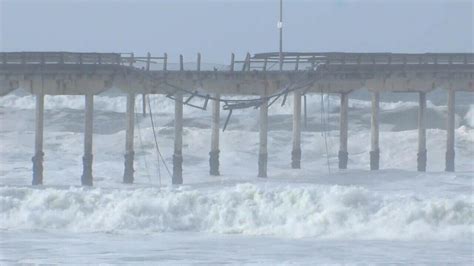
xmin=1 ymin=52 xmax=122 ymax=65
xmin=1 ymin=51 xmax=473 ymax=72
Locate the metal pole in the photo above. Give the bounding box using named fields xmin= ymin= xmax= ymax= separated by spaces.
xmin=279 ymin=0 xmax=283 ymax=71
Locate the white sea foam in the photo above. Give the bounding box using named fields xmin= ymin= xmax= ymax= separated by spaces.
xmin=1 ymin=184 xmax=472 ymax=240
xmin=1 ymin=92 xmax=473 ymax=265
xmin=0 ymin=92 xmax=437 ymax=114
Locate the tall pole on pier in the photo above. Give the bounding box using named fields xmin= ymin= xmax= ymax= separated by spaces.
xmin=278 ymin=0 xmax=283 ymax=71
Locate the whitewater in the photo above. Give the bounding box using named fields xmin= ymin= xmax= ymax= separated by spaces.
xmin=1 ymin=89 xmax=473 ymax=264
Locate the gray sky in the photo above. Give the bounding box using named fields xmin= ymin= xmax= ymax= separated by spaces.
xmin=1 ymin=0 xmax=472 ymax=63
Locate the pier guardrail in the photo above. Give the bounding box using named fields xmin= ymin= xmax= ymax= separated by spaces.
xmin=1 ymin=51 xmax=473 ymax=72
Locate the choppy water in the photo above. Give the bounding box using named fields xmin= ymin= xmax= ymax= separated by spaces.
xmin=1 ymin=91 xmax=473 ymax=264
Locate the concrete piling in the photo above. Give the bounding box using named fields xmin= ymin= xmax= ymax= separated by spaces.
xmin=370 ymin=91 xmax=380 ymax=170
xmin=417 ymin=92 xmax=427 ymax=172
xmin=81 ymin=93 xmax=94 ymax=186
xmin=142 ymin=94 xmax=146 ymax=117
xmin=32 ymin=92 xmax=44 ymax=185
xmin=258 ymin=88 xmax=268 ymax=178
xmin=210 ymin=94 xmax=220 ymax=176
xmin=338 ymin=92 xmax=349 ymax=169
xmin=123 ymin=92 xmax=135 ymax=183
xmin=173 ymin=92 xmax=184 ymax=184
xmin=291 ymin=91 xmax=302 ymax=169
xmin=445 ymin=89 xmax=455 ymax=172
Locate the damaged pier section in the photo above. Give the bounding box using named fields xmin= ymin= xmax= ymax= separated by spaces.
xmin=0 ymin=51 xmax=472 ymax=185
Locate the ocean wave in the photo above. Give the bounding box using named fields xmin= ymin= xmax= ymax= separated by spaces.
xmin=1 ymin=184 xmax=472 ymax=240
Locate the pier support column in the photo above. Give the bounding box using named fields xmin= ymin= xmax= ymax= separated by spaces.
xmin=81 ymin=93 xmax=94 ymax=186
xmin=338 ymin=92 xmax=349 ymax=169
xmin=142 ymin=94 xmax=146 ymax=117
xmin=173 ymin=93 xmax=184 ymax=184
xmin=123 ymin=93 xmax=135 ymax=184
xmin=291 ymin=91 xmax=302 ymax=169
xmin=445 ymin=89 xmax=455 ymax=172
xmin=417 ymin=92 xmax=427 ymax=172
xmin=209 ymin=94 xmax=220 ymax=176
xmin=258 ymin=88 xmax=268 ymax=178
xmin=32 ymin=93 xmax=44 ymax=185
xmin=370 ymin=91 xmax=380 ymax=170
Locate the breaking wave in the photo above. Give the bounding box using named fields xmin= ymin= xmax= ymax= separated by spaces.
xmin=1 ymin=184 xmax=472 ymax=240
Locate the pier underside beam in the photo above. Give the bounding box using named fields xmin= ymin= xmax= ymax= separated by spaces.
xmin=210 ymin=94 xmax=220 ymax=176
xmin=173 ymin=93 xmax=184 ymax=184
xmin=445 ymin=89 xmax=455 ymax=172
xmin=370 ymin=91 xmax=380 ymax=170
xmin=32 ymin=92 xmax=44 ymax=185
xmin=82 ymin=93 xmax=94 ymax=186
xmin=123 ymin=93 xmax=135 ymax=184
xmin=417 ymin=92 xmax=427 ymax=172
xmin=291 ymin=91 xmax=302 ymax=169
xmin=338 ymin=92 xmax=349 ymax=169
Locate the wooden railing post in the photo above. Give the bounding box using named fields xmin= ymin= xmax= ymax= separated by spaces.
xmin=246 ymin=52 xmax=251 ymax=71
xmin=197 ymin=53 xmax=201 ymax=72
xmin=146 ymin=52 xmax=151 ymax=71
xmin=230 ymin=53 xmax=235 ymax=72
xmin=163 ymin=53 xmax=168 ymax=71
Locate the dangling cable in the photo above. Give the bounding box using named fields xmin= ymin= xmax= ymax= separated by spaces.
xmin=147 ymin=95 xmax=173 ymax=186
xmin=146 ymin=95 xmax=161 ymax=186
xmin=326 ymin=93 xmax=334 ymax=172
xmin=135 ymin=102 xmax=152 ymax=184
xmin=320 ymin=91 xmax=331 ymax=173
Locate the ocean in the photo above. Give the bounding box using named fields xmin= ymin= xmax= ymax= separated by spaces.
xmin=1 ymin=90 xmax=473 ymax=264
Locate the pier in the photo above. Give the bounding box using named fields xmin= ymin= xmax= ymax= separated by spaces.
xmin=1 ymin=51 xmax=473 ymax=185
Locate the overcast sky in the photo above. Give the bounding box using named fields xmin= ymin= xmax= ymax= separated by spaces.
xmin=1 ymin=0 xmax=472 ymax=63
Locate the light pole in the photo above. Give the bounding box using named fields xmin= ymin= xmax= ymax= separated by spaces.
xmin=278 ymin=0 xmax=283 ymax=71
